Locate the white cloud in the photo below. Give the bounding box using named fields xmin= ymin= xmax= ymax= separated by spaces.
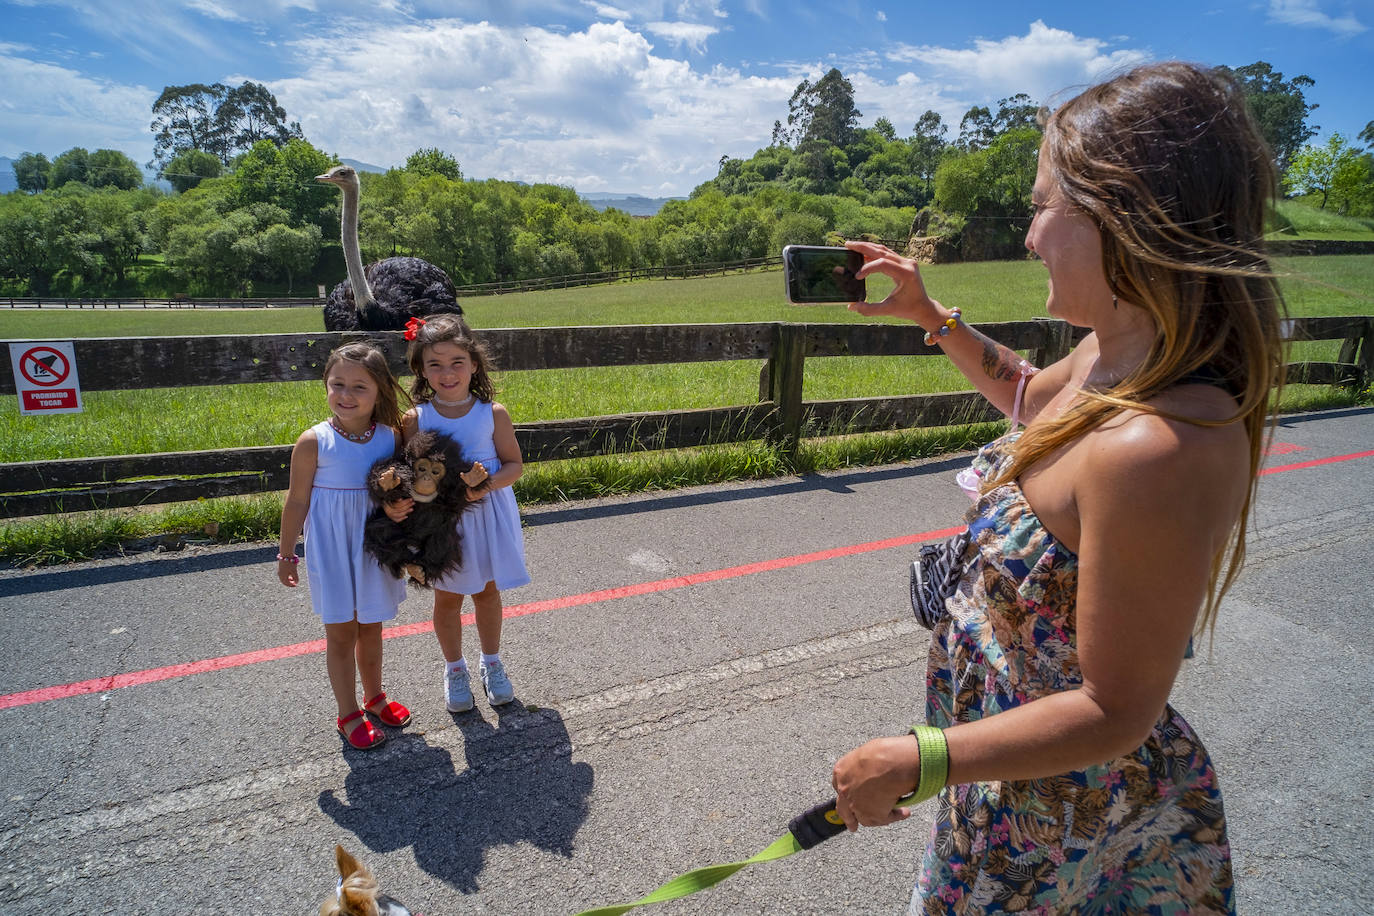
xmin=876 ymin=10 xmax=886 ymax=22
xmin=887 ymin=20 xmax=1149 ymax=108
xmin=584 ymin=1 xmax=633 ymax=19
xmin=269 ymin=19 xmax=794 ymax=195
xmin=645 ymin=20 xmax=718 ymax=51
xmin=0 ymin=48 xmax=153 ymax=161
xmin=1266 ymin=0 xmax=1366 ymax=36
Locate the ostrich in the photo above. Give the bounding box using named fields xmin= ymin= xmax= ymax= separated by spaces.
xmin=315 ymin=165 xmax=464 ymax=331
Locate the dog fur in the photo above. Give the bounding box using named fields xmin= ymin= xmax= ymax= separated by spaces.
xmin=320 ymin=845 xmax=412 ymax=916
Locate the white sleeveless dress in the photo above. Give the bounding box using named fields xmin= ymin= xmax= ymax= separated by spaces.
xmin=416 ymin=401 xmax=531 ymax=594
xmin=303 ymin=420 xmax=406 ymax=624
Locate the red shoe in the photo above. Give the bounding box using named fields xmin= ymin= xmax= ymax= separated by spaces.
xmin=364 ymin=692 xmax=412 ymax=728
xmin=337 ymin=709 xmax=386 ymax=749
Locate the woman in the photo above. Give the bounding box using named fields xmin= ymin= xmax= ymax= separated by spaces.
xmin=832 ymin=62 xmax=1283 ymax=914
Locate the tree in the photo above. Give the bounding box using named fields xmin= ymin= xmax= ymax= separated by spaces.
xmin=149 ymin=83 xmax=229 ymax=169
xmin=215 ymin=82 xmax=303 ymax=156
xmin=12 ymin=153 xmax=51 ymax=194
xmin=956 ymin=106 xmax=995 ymax=151
xmin=992 ymin=94 xmax=1039 ymax=134
xmin=258 ymin=222 xmax=321 ymax=293
xmin=162 ymin=148 xmax=224 ymax=193
xmin=1218 ymin=62 xmax=1318 ymax=173
xmin=404 ymin=148 xmax=463 ymax=181
xmin=150 ymin=81 xmax=303 ymax=170
xmin=1284 ymin=134 xmax=1361 ymax=209
xmin=87 ymin=149 xmax=143 ymax=190
xmin=49 ymin=147 xmax=91 ymax=189
xmin=911 ymin=111 xmax=948 ymax=195
xmin=1361 ymin=121 xmax=1374 ymax=147
xmin=787 ymin=68 xmax=862 ymax=148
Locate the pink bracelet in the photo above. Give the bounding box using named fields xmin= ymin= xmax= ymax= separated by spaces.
xmin=276 ymin=554 xmax=299 ymax=564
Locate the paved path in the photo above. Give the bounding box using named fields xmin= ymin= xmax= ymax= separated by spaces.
xmin=1 ymin=407 xmax=1371 ymax=915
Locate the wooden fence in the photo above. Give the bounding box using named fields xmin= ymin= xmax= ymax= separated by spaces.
xmin=1 ymin=315 xmax=1370 ymax=519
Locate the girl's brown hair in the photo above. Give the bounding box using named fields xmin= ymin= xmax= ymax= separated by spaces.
xmin=405 ymin=314 xmax=496 ymax=404
xmin=322 ymin=342 xmax=408 ymax=431
xmin=992 ymin=61 xmax=1286 ymax=632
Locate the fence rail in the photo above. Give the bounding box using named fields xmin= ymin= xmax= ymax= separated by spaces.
xmin=1 ymin=315 xmax=1369 ymax=519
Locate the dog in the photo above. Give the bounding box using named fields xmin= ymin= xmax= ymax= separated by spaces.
xmin=320 ymin=845 xmax=414 ymax=916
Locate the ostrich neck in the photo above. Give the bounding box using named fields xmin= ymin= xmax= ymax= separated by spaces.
xmin=339 ymin=183 xmax=375 ymax=307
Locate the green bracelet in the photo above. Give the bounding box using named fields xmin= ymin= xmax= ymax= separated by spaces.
xmin=909 ymin=725 xmax=950 ymax=803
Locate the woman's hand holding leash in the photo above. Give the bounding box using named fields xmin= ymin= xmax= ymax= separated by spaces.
xmin=831 ymin=735 xmax=922 ymax=831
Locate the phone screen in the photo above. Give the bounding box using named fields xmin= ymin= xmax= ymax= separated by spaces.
xmin=782 ymin=245 xmax=866 ymax=304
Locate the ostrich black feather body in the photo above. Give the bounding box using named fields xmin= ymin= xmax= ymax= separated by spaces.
xmin=322 ymin=256 xmax=464 ymax=331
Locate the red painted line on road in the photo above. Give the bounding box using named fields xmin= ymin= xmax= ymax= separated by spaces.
xmin=1260 ymin=449 xmax=1374 ymax=476
xmin=0 ymin=525 xmax=963 ymax=711
xmin=4 ymin=445 xmax=1372 ymax=712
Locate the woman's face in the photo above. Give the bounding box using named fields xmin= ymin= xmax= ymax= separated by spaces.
xmin=1024 ymin=153 xmax=1116 ymax=327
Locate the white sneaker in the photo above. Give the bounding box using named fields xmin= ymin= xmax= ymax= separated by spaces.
xmin=479 ymin=659 xmax=515 ymax=706
xmin=445 ymin=666 xmax=474 ymax=713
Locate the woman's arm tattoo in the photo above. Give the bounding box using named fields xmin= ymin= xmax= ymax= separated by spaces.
xmin=980 ymin=336 xmax=1026 ymax=382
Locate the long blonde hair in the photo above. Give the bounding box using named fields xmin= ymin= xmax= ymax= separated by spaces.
xmin=990 ymin=61 xmax=1286 ymax=631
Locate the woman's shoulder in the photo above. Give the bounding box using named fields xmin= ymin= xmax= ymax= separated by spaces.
xmin=1079 ymin=405 xmax=1250 ymax=524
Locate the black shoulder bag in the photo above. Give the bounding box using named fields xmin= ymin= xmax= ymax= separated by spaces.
xmin=909 ymin=530 xmax=971 ymax=630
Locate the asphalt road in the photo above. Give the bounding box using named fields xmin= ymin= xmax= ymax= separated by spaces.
xmin=1 ymin=406 xmax=1370 ymax=915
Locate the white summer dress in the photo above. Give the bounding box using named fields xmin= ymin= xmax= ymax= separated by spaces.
xmin=416 ymin=400 xmax=531 ymax=594
xmin=303 ymin=420 xmax=406 ymax=625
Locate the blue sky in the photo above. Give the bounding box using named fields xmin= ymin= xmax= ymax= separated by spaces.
xmin=1 ymin=1 xmax=1370 ymax=197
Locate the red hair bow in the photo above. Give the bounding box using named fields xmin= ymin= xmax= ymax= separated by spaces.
xmin=403 ymin=317 xmax=426 ymax=340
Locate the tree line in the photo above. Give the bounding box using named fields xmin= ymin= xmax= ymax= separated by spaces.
xmin=2 ymin=63 xmax=1367 ymax=298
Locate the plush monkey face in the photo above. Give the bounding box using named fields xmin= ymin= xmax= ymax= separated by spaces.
xmin=411 ymin=455 xmax=445 ymax=503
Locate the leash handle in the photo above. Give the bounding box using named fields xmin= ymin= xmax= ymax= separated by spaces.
xmin=787 ymin=789 xmax=924 ymax=850
xmin=787 ymin=798 xmax=847 ymax=849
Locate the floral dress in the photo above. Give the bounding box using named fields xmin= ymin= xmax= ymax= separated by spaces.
xmin=914 ymin=433 xmax=1234 ymax=915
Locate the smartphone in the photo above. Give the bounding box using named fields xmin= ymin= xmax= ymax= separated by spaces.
xmin=782 ymin=245 xmax=866 ymax=304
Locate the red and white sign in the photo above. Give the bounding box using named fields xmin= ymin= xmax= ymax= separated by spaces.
xmin=9 ymin=341 xmax=84 ymax=415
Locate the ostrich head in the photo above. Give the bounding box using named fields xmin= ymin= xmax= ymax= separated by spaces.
xmin=316 ymin=164 xmax=378 ymax=320
xmin=316 ymin=164 xmax=360 ymax=192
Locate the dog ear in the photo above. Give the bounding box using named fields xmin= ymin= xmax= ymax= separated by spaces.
xmin=335 ymin=844 xmax=363 ymax=878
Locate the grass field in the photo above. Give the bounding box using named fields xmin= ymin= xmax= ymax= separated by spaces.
xmin=2 ymin=257 xmax=1371 ymax=564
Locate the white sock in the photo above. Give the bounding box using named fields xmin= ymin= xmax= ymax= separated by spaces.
xmin=446 ymin=658 xmax=467 ymax=674
xmin=481 ymin=652 xmax=501 ymax=668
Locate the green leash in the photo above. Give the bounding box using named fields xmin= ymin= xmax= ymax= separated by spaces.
xmin=573 ymin=726 xmax=949 ymax=916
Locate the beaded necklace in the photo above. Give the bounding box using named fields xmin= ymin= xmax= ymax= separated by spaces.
xmin=330 ymin=416 xmax=376 ymax=443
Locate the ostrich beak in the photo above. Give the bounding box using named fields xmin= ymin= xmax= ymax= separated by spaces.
xmin=315 ymin=173 xmax=335 ymax=183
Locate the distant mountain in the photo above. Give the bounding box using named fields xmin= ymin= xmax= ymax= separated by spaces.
xmin=341 ymin=158 xmax=387 ymax=174
xmin=0 ymin=157 xmax=16 ymax=193
xmin=580 ymin=192 xmax=684 ymax=216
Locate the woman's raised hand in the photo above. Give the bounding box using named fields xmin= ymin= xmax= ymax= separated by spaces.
xmin=844 ymin=241 xmax=944 ymax=328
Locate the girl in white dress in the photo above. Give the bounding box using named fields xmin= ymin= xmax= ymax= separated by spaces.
xmin=277 ymin=343 xmax=412 ymax=750
xmin=386 ymin=315 xmax=530 ymax=712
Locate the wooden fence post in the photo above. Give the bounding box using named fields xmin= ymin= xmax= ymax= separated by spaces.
xmin=1028 ymin=318 xmax=1072 ymax=367
xmin=764 ymin=323 xmax=806 ymax=458
xmin=1336 ymin=318 xmax=1373 ymax=390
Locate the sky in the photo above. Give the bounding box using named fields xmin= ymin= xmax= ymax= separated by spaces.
xmin=1 ymin=1 xmax=1371 ymax=198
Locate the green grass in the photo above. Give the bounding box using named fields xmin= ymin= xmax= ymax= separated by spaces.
xmin=2 ymin=258 xmax=1371 ymax=565
xmin=1270 ymin=199 xmax=1374 ymax=240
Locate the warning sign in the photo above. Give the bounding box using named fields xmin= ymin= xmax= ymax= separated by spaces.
xmin=10 ymin=341 xmax=83 ymax=415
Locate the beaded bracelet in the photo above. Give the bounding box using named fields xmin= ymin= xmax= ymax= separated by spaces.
xmin=276 ymin=554 xmax=299 ymax=564
xmin=908 ymin=725 xmax=950 ymax=803
xmin=923 ymin=307 xmax=963 ymax=347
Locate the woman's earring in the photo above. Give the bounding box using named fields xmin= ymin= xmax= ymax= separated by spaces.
xmin=1112 ymin=295 xmax=1118 ymax=310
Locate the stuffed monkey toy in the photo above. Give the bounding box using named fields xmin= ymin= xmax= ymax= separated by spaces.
xmin=363 ymin=430 xmax=489 ymax=586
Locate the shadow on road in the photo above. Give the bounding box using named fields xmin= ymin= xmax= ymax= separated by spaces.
xmin=0 ymin=545 xmax=270 ymax=597
xmin=318 ymin=705 xmax=593 ymax=895
xmin=524 ymin=454 xmax=974 ymax=528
